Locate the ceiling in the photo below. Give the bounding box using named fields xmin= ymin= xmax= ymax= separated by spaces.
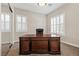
xmin=14 ymin=3 xmax=65 ymax=15
xmin=2 ymin=3 xmax=65 ymax=15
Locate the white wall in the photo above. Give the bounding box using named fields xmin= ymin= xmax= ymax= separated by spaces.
xmin=1 ymin=4 xmax=46 ymax=43
xmin=47 ymin=4 xmax=79 ymax=47
xmin=0 ymin=3 xmax=1 ymax=55
xmin=1 ymin=4 xmax=12 ymax=44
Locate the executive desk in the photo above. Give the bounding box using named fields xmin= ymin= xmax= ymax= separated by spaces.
xmin=19 ymin=34 xmax=60 ymax=55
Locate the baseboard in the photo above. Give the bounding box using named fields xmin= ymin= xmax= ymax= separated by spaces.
xmin=14 ymin=40 xmax=19 ymax=43
xmin=2 ymin=41 xmax=10 ymax=44
xmin=2 ymin=41 xmax=19 ymax=44
xmin=61 ymin=41 xmax=79 ymax=48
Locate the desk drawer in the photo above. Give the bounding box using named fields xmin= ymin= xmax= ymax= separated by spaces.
xmin=20 ymin=40 xmax=29 ymax=54
xmin=32 ymin=40 xmax=48 ymax=52
xmin=32 ymin=41 xmax=48 ymax=48
xmin=50 ymin=39 xmax=60 ymax=52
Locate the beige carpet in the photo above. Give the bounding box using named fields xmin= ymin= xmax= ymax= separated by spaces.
xmin=1 ymin=43 xmax=11 ymax=56
xmin=2 ymin=42 xmax=79 ymax=56
xmin=7 ymin=42 xmax=19 ymax=56
xmin=61 ymin=43 xmax=79 ymax=56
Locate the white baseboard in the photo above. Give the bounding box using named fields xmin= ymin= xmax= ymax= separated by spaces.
xmin=14 ymin=40 xmax=19 ymax=43
xmin=61 ymin=41 xmax=79 ymax=48
xmin=2 ymin=40 xmax=19 ymax=44
xmin=2 ymin=41 xmax=10 ymax=44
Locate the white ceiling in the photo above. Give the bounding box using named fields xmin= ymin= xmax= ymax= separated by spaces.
xmin=14 ymin=3 xmax=65 ymax=15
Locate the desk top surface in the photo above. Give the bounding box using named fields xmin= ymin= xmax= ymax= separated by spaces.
xmin=20 ymin=34 xmax=60 ymax=37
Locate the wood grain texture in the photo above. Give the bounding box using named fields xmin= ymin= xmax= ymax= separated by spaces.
xmin=19 ymin=34 xmax=60 ymax=55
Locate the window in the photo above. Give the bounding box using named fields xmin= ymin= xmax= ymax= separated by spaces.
xmin=1 ymin=13 xmax=10 ymax=32
xmin=16 ymin=15 xmax=27 ymax=32
xmin=51 ymin=14 xmax=64 ymax=35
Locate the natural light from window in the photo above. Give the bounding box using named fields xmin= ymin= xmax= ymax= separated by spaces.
xmin=51 ymin=14 xmax=64 ymax=36
xmin=16 ymin=15 xmax=27 ymax=32
xmin=1 ymin=13 xmax=10 ymax=32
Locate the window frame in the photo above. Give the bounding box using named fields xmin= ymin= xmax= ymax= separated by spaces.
xmin=51 ymin=14 xmax=64 ymax=36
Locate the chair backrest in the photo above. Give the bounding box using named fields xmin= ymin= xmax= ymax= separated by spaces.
xmin=36 ymin=28 xmax=43 ymax=35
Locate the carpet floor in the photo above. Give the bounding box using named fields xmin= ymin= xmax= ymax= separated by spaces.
xmin=1 ymin=43 xmax=11 ymax=56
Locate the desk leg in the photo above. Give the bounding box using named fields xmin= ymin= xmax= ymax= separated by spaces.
xmin=29 ymin=38 xmax=32 ymax=52
xmin=19 ymin=37 xmax=22 ymax=55
xmin=48 ymin=38 xmax=50 ymax=52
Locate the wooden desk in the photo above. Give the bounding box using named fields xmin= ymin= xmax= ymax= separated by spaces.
xmin=19 ymin=34 xmax=60 ymax=55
